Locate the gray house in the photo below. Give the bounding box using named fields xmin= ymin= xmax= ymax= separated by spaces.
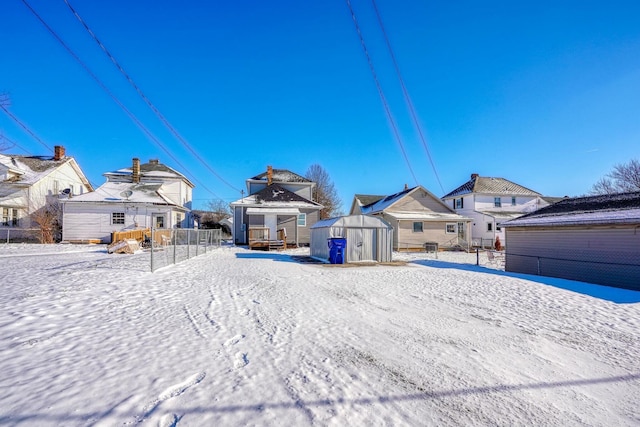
xmin=502 ymin=192 xmax=640 ymax=290
xmin=230 ymin=166 xmax=323 ymax=247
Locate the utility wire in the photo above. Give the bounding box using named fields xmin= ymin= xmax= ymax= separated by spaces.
xmin=63 ymin=0 xmax=241 ymax=195
xmin=0 ymin=134 xmax=33 ymax=154
xmin=20 ymin=0 xmax=223 ymax=201
xmin=0 ymin=103 xmax=52 ymax=152
xmin=345 ymin=0 xmax=419 ymax=186
xmin=371 ymin=0 xmax=444 ymax=194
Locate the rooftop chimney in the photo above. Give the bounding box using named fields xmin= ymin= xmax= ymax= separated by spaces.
xmin=471 ymin=173 xmax=479 ymax=180
xmin=54 ymin=145 xmax=65 ymax=161
xmin=132 ymin=158 xmax=140 ymax=183
xmin=267 ymin=165 xmax=273 ymax=186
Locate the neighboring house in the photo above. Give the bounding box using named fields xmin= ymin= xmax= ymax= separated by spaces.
xmin=442 ymin=173 xmax=553 ymax=248
xmin=350 ymin=185 xmax=472 ymax=251
xmin=230 ymin=166 xmax=323 ymax=247
xmin=62 ymin=158 xmax=194 ymax=243
xmin=501 ymin=192 xmax=640 ymax=290
xmin=0 ymin=146 xmax=93 ymax=241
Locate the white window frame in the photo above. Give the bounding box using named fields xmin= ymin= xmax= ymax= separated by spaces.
xmin=112 ymin=212 xmax=125 ymax=225
xmin=446 ymin=223 xmax=457 ymax=234
xmin=511 ymin=196 xmax=516 ymax=206
xmin=297 ymin=213 xmax=306 ymax=227
xmin=455 ymin=198 xmax=462 ymax=209
xmin=413 ymin=221 xmax=423 ymax=233
xmin=494 ymin=197 xmax=501 ymax=208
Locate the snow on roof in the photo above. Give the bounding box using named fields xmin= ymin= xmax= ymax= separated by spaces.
xmin=105 ymin=159 xmax=193 ymax=187
xmin=63 ymin=181 xmax=175 ymax=205
xmin=230 ymin=183 xmax=322 ymax=209
xmin=360 ymin=186 xmax=417 ymax=214
xmin=250 ymin=168 xmax=310 ymax=183
xmin=476 ymin=211 xmax=524 ymax=221
xmin=503 ymin=192 xmax=640 ymax=227
xmin=443 ymin=175 xmax=541 ymax=198
xmin=0 ymin=153 xmax=70 ymax=186
xmin=311 ymin=214 xmax=392 ymax=229
xmin=385 ymin=211 xmax=471 ymax=221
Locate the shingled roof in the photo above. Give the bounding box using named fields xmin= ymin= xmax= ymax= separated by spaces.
xmin=443 ymin=174 xmax=541 ymax=198
xmin=250 ymin=168 xmax=310 ymax=183
xmin=503 ymin=192 xmax=640 ymax=227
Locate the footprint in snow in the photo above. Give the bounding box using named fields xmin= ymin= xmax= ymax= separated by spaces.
xmin=233 ymin=352 xmax=249 ymax=369
xmin=138 ymin=372 xmax=206 ymax=422
xmin=223 ymin=334 xmax=243 ymax=347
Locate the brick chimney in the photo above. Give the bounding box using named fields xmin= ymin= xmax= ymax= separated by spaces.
xmin=471 ymin=173 xmax=479 ymax=180
xmin=267 ymin=165 xmax=273 ymax=186
xmin=404 ymin=183 xmax=408 ymax=190
xmin=132 ymin=158 xmax=140 ymax=183
xmin=53 ymin=145 xmax=65 ymax=161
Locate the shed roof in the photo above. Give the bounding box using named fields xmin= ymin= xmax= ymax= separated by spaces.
xmin=250 ymin=168 xmax=310 ymax=183
xmin=311 ymin=214 xmax=392 ymax=229
xmin=502 ymin=191 xmax=640 ymax=227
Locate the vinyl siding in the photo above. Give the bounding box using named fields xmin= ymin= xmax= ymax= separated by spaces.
xmin=392 ymin=190 xmax=453 ymax=214
xmin=394 ymin=220 xmax=458 ymax=251
xmin=505 ymin=225 xmax=640 ymax=290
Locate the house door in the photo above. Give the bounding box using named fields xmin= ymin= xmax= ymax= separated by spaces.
xmin=458 ymin=222 xmax=466 ymax=242
xmin=264 ymin=214 xmax=277 ymax=240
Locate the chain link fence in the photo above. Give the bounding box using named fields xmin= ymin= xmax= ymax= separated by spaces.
xmin=0 ymin=228 xmax=46 ymax=243
xmin=149 ymin=228 xmax=222 ymax=272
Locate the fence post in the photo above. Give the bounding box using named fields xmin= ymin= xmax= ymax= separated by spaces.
xmin=173 ymin=229 xmax=177 ymax=265
xmin=187 ymin=229 xmax=191 ymax=259
xmin=204 ymin=230 xmax=207 ymax=254
xmin=6 ymin=228 xmax=9 ymax=244
xmin=150 ymin=226 xmax=155 ymax=272
xmin=476 ymin=247 xmax=479 ymax=266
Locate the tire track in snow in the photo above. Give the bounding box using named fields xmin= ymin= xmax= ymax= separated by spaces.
xmin=135 ymin=371 xmax=206 ymax=424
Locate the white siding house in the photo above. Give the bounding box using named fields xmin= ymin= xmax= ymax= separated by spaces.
xmin=442 ymin=173 xmax=556 ymax=248
xmin=62 ymin=158 xmax=194 ymax=243
xmin=0 ymin=146 xmax=93 ymax=242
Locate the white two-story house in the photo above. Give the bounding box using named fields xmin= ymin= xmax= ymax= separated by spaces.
xmin=442 ymin=173 xmax=554 ymax=248
xmin=0 ymin=146 xmax=93 ymax=242
xmin=62 ymin=158 xmax=194 ymax=243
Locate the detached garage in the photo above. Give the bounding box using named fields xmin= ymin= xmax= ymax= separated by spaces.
xmin=502 ymin=192 xmax=640 ymax=290
xmin=310 ymin=215 xmax=394 ymax=263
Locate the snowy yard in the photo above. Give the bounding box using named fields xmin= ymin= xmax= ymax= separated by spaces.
xmin=1 ymin=244 xmax=639 ymax=426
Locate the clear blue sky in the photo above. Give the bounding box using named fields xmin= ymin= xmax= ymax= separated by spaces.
xmin=2 ymin=0 xmax=639 ymax=211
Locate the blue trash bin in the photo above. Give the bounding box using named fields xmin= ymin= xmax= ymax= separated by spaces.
xmin=328 ymin=238 xmax=346 ymax=264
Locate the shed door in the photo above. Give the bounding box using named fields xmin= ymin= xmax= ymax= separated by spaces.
xmin=347 ymin=228 xmax=376 ymax=262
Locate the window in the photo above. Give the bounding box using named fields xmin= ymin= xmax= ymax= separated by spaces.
xmin=494 ymin=197 xmax=502 ymax=207
xmin=12 ymin=209 xmax=18 ymax=226
xmin=155 ymin=216 xmax=165 ymax=229
xmin=511 ymin=196 xmax=516 ymax=206
xmin=446 ymin=223 xmax=457 ymax=234
xmin=413 ymin=222 xmax=423 ymax=232
xmin=487 ymin=222 xmax=493 ymax=232
xmin=455 ymin=198 xmax=463 ymax=209
xmin=175 ymin=213 xmax=182 ymax=228
xmin=112 ymin=212 xmax=125 ymax=225
xmin=2 ymin=208 xmax=8 ymax=226
xmin=297 ymin=213 xmax=306 ymax=227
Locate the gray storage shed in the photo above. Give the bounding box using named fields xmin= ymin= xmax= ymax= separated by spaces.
xmin=502 ymin=192 xmax=640 ymax=290
xmin=310 ymin=215 xmax=394 ymax=263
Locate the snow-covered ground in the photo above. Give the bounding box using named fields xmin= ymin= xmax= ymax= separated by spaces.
xmin=1 ymin=244 xmax=639 ymax=426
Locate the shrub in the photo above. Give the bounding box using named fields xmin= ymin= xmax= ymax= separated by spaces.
xmin=494 ymin=236 xmax=502 ymax=251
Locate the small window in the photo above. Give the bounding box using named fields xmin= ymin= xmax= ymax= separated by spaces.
xmin=455 ymin=198 xmax=463 ymax=209
xmin=297 ymin=213 xmax=306 ymax=227
xmin=446 ymin=223 xmax=457 ymax=234
xmin=413 ymin=222 xmax=423 ymax=232
xmin=487 ymin=222 xmax=493 ymax=232
xmin=2 ymin=208 xmax=8 ymax=226
xmin=155 ymin=216 xmax=165 ymax=229
xmin=175 ymin=213 xmax=182 ymax=228
xmin=12 ymin=209 xmax=18 ymax=226
xmin=496 ymin=225 xmax=502 ymax=231
xmin=511 ymin=196 xmax=516 ymax=206
xmin=112 ymin=212 xmax=125 ymax=225
xmin=494 ymin=197 xmax=501 ymax=207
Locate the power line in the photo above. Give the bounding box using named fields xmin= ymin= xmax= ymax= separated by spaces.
xmin=63 ymin=0 xmax=241 ymax=195
xmin=345 ymin=0 xmax=419 ymax=186
xmin=0 ymin=103 xmax=52 ymax=152
xmin=20 ymin=0 xmax=223 ymax=202
xmin=370 ymin=0 xmax=444 ymax=194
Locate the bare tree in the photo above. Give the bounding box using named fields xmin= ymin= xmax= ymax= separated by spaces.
xmin=305 ymin=164 xmax=342 ymax=219
xmin=30 ymin=197 xmax=62 ymax=244
xmin=205 ymin=199 xmax=232 ymax=223
xmin=590 ymin=159 xmax=640 ymax=195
